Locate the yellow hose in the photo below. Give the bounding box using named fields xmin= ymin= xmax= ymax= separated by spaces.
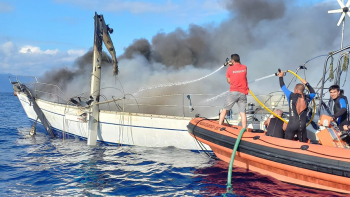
xmin=249 ymin=89 xmax=288 ymax=123
xmin=249 ymin=70 xmax=316 ymax=127
xmin=286 ymin=70 xmax=316 ymax=127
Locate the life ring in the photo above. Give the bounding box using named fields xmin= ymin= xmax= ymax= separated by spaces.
xmin=249 ymin=70 xmax=316 ymax=126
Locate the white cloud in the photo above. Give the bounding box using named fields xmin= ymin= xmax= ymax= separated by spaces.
xmin=0 ymin=41 xmax=86 ymax=76
xmin=19 ymin=46 xmax=60 ymax=55
xmin=67 ymin=49 xmax=85 ymax=56
xmin=0 ymin=41 xmax=16 ymax=56
xmin=0 ymin=2 xmax=13 ymax=13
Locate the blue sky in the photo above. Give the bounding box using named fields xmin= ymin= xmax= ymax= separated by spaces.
xmin=0 ymin=0 xmax=340 ymax=75
xmin=0 ymin=0 xmax=228 ymax=54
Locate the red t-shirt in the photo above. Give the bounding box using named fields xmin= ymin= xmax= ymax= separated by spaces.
xmin=226 ymin=63 xmax=248 ymax=95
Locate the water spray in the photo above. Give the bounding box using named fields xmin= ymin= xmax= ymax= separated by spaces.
xmin=133 ymin=58 xmax=232 ymax=95
xmin=133 ymin=65 xmax=224 ymax=95
xmin=200 ymin=71 xmax=280 ymax=104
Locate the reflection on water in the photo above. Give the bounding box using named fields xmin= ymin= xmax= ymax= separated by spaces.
xmin=2 ymin=126 xmax=214 ymax=196
xmin=0 ymin=93 xmax=347 ymax=196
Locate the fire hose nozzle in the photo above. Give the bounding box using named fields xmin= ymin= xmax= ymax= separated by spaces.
xmin=275 ymin=69 xmax=287 ymax=76
xmin=224 ymin=58 xmax=230 ymax=66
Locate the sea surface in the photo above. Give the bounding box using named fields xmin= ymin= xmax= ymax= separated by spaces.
xmin=0 ymin=92 xmax=347 ymax=197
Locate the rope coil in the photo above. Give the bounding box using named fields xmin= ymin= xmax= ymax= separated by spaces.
xmin=343 ymin=54 xmax=349 ymax=72
xmin=329 ymin=52 xmax=334 ymax=81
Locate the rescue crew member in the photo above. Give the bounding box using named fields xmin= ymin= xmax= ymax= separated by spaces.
xmin=264 ymin=109 xmax=287 ymax=139
xmin=219 ymin=54 xmax=248 ymax=127
xmin=329 ymin=85 xmax=349 ymax=128
xmin=277 ymin=70 xmax=315 ymax=142
xmin=340 ymin=121 xmax=350 ymax=144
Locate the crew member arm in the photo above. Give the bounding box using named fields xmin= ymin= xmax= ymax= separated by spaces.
xmin=305 ymin=82 xmax=316 ymax=100
xmin=246 ymin=66 xmax=249 ymax=91
xmin=279 ymin=77 xmax=291 ymax=102
xmin=282 ymin=122 xmax=288 ymax=131
xmin=226 ymin=69 xmax=230 ymax=84
xmin=334 ymin=98 xmax=347 ymax=119
xmin=264 ymin=118 xmax=271 ymax=128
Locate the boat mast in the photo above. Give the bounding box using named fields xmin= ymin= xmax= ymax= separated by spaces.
xmin=87 ymin=12 xmax=103 ymax=146
xmin=337 ymin=0 xmax=346 ymax=86
xmin=87 ymin=12 xmax=118 ymax=146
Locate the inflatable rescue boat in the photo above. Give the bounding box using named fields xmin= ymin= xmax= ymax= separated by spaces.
xmin=187 ymin=115 xmax=350 ymax=194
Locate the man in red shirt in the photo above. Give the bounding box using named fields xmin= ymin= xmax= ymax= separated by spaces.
xmin=219 ymin=54 xmax=248 ymax=128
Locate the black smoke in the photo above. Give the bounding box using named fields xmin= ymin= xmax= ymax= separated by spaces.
xmin=40 ymin=50 xmax=112 ymax=90
xmin=36 ymin=0 xmax=345 ymax=116
xmin=116 ymin=0 xmax=338 ymax=72
xmin=119 ymin=38 xmax=152 ymax=61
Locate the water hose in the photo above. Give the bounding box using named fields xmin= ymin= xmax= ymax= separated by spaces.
xmin=224 ymin=70 xmax=316 ymax=194
xmin=225 ymin=127 xmax=246 ymax=195
xmin=287 ymin=70 xmax=316 ymax=127
xmin=249 ymin=70 xmax=316 ymax=127
xmin=249 ymin=90 xmax=288 ymax=123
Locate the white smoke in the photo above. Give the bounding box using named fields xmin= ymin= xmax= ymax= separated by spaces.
xmin=37 ymin=0 xmax=350 ymax=117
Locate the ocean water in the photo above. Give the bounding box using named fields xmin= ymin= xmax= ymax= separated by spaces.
xmin=0 ymin=92 xmax=347 ymax=197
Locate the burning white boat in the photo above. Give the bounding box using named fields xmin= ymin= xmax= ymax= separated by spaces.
xmin=9 ymin=12 xmax=350 ymax=150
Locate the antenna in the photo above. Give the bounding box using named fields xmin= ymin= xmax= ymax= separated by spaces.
xmin=328 ymin=0 xmax=350 ymax=49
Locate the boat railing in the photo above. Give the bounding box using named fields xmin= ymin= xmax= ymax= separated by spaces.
xmin=8 ymin=75 xmax=37 ymax=93
xmin=33 ymin=82 xmax=69 ymax=103
xmin=115 ymin=92 xmax=288 ymax=118
xmin=319 ymin=45 xmax=350 ymax=116
xmin=8 ymin=75 xmax=38 ymax=84
xmin=314 ymin=51 xmax=350 ymax=107
xmin=9 ymin=75 xmax=69 ymax=104
xmin=9 ymin=75 xmax=290 ymax=118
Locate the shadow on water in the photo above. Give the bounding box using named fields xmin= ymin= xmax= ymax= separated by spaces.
xmin=195 ymin=161 xmax=348 ymax=197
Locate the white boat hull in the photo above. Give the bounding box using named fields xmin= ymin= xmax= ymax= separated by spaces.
xmin=17 ymin=93 xmax=211 ymax=150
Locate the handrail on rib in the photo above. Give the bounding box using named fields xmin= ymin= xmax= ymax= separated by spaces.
xmin=318 ymin=45 xmax=350 ymax=116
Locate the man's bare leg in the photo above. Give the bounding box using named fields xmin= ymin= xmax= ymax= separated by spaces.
xmin=219 ymin=109 xmax=227 ymax=125
xmin=240 ymin=112 xmax=247 ymax=128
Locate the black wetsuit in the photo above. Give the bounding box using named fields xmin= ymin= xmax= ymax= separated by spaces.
xmin=280 ymin=77 xmax=315 ymax=142
xmin=266 ymin=118 xmax=284 ymax=139
xmin=333 ymin=95 xmax=349 ymax=128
